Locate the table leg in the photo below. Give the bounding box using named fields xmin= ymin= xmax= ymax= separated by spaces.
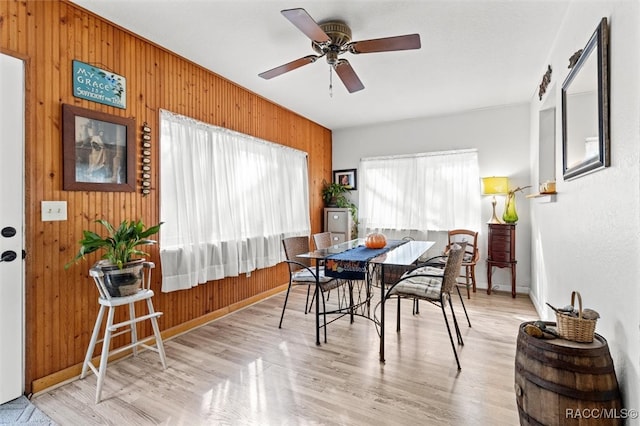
xmin=487 ymin=263 xmax=492 ymax=295
xmin=511 ymin=264 xmax=516 ymax=298
xmin=315 ymin=263 xmax=320 ymax=346
xmin=379 ymin=265 xmax=386 ymax=363
xmin=349 ymin=280 xmax=355 ymax=324
xmin=366 ymin=263 xmax=376 ymax=317
xmin=366 ymin=265 xmax=372 ymax=317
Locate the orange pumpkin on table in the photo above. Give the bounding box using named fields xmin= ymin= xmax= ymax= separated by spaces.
xmin=365 ymin=233 xmax=387 ymax=249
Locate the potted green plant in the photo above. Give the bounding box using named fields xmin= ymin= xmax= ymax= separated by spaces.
xmin=321 ymin=180 xmax=349 ymax=206
xmin=65 ymin=219 xmax=163 ymax=297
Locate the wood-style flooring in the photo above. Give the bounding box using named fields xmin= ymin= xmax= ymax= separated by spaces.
xmin=32 ymin=285 xmax=539 ymax=425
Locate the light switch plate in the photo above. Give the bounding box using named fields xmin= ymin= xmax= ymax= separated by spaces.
xmin=41 ymin=201 xmax=67 ymax=221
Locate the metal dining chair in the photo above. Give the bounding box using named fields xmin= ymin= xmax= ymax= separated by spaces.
xmin=279 ymin=236 xmax=346 ymax=342
xmin=383 ymin=242 xmax=467 ymax=370
xmin=312 ymin=231 xmax=333 ymax=251
xmin=381 ymin=236 xmax=420 ymax=314
xmin=442 ymin=229 xmax=478 ymax=327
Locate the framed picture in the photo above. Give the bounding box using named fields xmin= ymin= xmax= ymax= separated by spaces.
xmin=333 ymin=168 xmax=357 ymax=190
xmin=62 ymin=104 xmax=136 ymax=191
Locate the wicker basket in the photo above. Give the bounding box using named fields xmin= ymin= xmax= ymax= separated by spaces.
xmin=555 ymin=291 xmax=597 ymax=343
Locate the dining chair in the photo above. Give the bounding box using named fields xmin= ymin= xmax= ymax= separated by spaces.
xmin=447 ymin=229 xmax=479 ymax=299
xmin=380 ymin=236 xmax=420 ymax=314
xmin=312 ymin=231 xmax=333 ymax=251
xmin=432 ymin=229 xmax=478 ymax=327
xmin=310 ymin=231 xmax=336 ymax=310
xmin=279 ymin=236 xmax=346 ymax=342
xmin=383 ymin=242 xmax=467 ymax=370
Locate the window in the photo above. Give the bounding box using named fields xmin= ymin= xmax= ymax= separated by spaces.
xmin=358 ymin=149 xmax=480 ymax=233
xmin=159 ymin=110 xmax=310 ymax=292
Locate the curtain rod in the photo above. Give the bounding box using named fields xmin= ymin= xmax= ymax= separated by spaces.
xmin=360 ymin=148 xmax=477 ymax=162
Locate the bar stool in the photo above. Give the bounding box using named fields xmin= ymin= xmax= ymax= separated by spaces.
xmin=81 ymin=261 xmax=167 ymax=403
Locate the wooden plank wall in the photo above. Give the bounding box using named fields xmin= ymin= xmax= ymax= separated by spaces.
xmin=0 ymin=0 xmax=332 ymax=393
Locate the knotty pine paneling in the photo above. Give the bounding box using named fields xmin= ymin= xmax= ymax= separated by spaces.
xmin=0 ymin=0 xmax=332 ymax=392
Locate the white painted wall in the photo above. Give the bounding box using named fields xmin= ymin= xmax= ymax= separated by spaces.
xmin=333 ymin=0 xmax=640 ymax=415
xmin=529 ymin=0 xmax=640 ymax=418
xmin=333 ymin=103 xmax=531 ymax=293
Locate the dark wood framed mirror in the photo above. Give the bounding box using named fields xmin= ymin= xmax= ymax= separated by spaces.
xmin=561 ymin=17 xmax=609 ymax=180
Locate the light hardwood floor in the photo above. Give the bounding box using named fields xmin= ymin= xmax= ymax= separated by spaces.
xmin=32 ymin=285 xmax=538 ymax=425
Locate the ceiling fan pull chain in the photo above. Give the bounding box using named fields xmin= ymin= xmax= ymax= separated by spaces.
xmin=329 ymin=66 xmax=333 ymax=97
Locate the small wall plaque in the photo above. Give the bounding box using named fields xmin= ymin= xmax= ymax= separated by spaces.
xmin=72 ymin=60 xmax=127 ymax=109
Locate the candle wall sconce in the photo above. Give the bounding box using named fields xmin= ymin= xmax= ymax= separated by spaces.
xmin=141 ymin=122 xmax=151 ymax=196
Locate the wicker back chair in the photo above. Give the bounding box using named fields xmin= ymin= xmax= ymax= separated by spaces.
xmin=384 ymin=242 xmax=467 ymax=370
xmin=312 ymin=232 xmax=333 ymax=250
xmin=282 ymin=235 xmax=313 ymax=270
xmin=380 ymin=236 xmax=421 ymax=315
xmin=446 ymin=229 xmax=479 ymax=298
xmin=439 ymin=229 xmax=479 ymax=327
xmin=279 ymin=236 xmax=344 ymax=342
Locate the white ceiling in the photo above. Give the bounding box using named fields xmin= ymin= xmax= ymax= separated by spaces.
xmin=70 ymin=0 xmax=570 ymax=130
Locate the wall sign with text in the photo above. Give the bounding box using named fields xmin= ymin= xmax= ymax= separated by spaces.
xmin=72 ymin=60 xmax=127 ymax=109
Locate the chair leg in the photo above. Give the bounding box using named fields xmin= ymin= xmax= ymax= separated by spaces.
xmin=413 ymin=298 xmax=420 ymax=315
xmin=470 ymin=265 xmax=477 ymax=293
xmin=278 ymin=282 xmax=293 ymax=328
xmin=304 ymin=284 xmax=312 ymax=314
xmin=465 ymin=268 xmax=471 ymax=299
xmin=146 ymin=297 xmax=167 ymax=369
xmin=128 ymin=302 xmax=139 ymax=357
xmin=396 ymin=297 xmax=401 ymax=332
xmin=95 ymin=306 xmax=116 ymax=404
xmin=81 ymin=305 xmax=106 ymax=379
xmin=147 ymin=299 xmax=167 ymax=370
xmin=448 ymin=296 xmax=464 ymax=346
xmin=320 ymin=289 xmax=328 ymax=343
xmin=455 ymin=285 xmax=472 ymax=327
xmin=440 ymin=301 xmax=461 ymax=370
xmin=309 ymin=288 xmax=330 ymax=313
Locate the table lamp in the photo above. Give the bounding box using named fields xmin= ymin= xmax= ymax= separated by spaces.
xmin=482 ymin=176 xmax=509 ymax=224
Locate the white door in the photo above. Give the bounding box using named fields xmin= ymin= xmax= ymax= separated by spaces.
xmin=0 ymin=53 xmax=25 ymax=404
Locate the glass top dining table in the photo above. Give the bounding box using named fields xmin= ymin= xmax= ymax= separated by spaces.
xmin=297 ymin=238 xmax=435 ymax=361
xmin=298 ymin=238 xmax=433 ymax=263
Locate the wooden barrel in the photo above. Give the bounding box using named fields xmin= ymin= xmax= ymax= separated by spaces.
xmin=515 ymin=321 xmax=622 ymax=425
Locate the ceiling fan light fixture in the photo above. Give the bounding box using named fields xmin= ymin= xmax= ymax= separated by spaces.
xmin=326 ymin=50 xmax=339 ymax=65
xmin=312 ymin=21 xmax=352 ymax=53
xmin=259 ymin=8 xmax=421 ymax=93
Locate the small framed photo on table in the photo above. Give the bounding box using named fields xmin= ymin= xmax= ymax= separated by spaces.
xmin=333 ymin=168 xmax=357 ymax=190
xmin=62 ymin=104 xmax=136 ymax=192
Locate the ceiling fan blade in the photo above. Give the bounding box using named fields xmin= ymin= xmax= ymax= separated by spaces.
xmin=334 ymin=59 xmax=364 ymax=93
xmin=349 ymin=34 xmax=421 ymax=54
xmin=281 ymin=8 xmax=330 ymax=43
xmin=259 ymin=55 xmax=319 ymax=80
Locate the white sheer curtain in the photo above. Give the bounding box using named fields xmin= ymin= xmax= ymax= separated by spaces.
xmin=159 ymin=110 xmax=310 ymax=292
xmin=359 ymin=149 xmax=481 ymax=233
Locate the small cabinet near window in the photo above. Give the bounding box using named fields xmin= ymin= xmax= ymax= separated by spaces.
xmin=487 ymin=223 xmax=517 ymax=298
xmin=324 ymin=208 xmax=353 ymax=244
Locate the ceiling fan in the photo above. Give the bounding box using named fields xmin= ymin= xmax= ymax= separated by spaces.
xmin=258 ymin=8 xmax=421 ymax=93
